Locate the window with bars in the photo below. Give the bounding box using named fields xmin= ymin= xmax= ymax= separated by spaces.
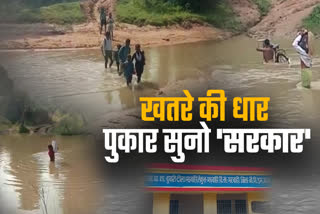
xmin=170 ymin=200 xmax=179 ymax=214
xmin=217 ymin=199 xmax=248 ymax=214
xmin=217 ymin=200 xmax=232 ymax=214
xmin=235 ymin=200 xmax=247 ymax=214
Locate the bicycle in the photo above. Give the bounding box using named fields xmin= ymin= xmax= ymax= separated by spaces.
xmin=271 ymin=43 xmax=290 ymax=64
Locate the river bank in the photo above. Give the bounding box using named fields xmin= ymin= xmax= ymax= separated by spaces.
xmin=249 ymin=0 xmax=320 ymax=38
xmin=0 ymin=23 xmax=232 ymax=50
xmin=0 ymin=64 xmax=88 ymax=135
xmin=1 ymin=0 xmax=320 ymax=50
xmin=0 ymin=0 xmax=262 ymax=50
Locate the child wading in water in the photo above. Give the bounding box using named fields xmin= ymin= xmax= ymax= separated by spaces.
xmin=132 ymin=44 xmax=146 ymax=83
xmin=114 ymin=44 xmax=121 ymax=72
xmin=118 ymin=39 xmax=131 ymax=75
xmin=124 ymin=54 xmax=135 ymax=86
xmin=48 ymin=145 xmax=55 ymax=162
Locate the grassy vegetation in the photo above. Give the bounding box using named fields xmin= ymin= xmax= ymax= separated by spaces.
xmin=0 ymin=116 xmax=12 ymax=133
xmin=19 ymin=2 xmax=86 ymax=24
xmin=51 ymin=111 xmax=86 ymax=135
xmin=116 ymin=0 xmax=243 ymax=32
xmin=0 ymin=1 xmax=86 ymax=24
xmin=251 ymin=0 xmax=271 ymax=16
xmin=303 ymin=5 xmax=320 ymax=35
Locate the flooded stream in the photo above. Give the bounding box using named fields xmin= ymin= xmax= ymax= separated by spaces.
xmin=1 ymin=36 xmax=320 ymax=213
xmin=1 ymin=36 xmax=320 ymax=127
xmin=0 ymin=135 xmax=103 ymax=214
xmin=0 ymin=135 xmax=319 ymax=214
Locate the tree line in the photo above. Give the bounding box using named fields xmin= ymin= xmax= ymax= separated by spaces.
xmin=1 ymin=0 xmax=78 ymax=9
xmin=135 ymin=0 xmax=221 ymax=12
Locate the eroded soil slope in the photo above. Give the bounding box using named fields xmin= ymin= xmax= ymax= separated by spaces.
xmin=250 ymin=0 xmax=320 ymax=38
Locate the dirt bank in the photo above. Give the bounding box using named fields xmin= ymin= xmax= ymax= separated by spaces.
xmin=0 ymin=23 xmax=231 ymax=50
xmin=0 ymin=0 xmax=318 ymax=49
xmin=228 ymin=0 xmax=261 ymax=28
xmin=249 ymin=0 xmax=320 ymax=38
xmin=0 ymin=0 xmax=258 ymax=50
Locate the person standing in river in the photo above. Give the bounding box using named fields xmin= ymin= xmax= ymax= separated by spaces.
xmin=100 ymin=8 xmax=107 ymax=34
xmin=48 ymin=145 xmax=55 ymax=162
xmin=292 ymin=29 xmax=314 ymax=88
xmin=124 ymin=54 xmax=135 ymax=86
xmin=101 ymin=31 xmax=113 ymax=69
xmin=52 ymin=140 xmax=58 ymax=153
xmin=256 ymin=39 xmax=274 ymax=63
xmin=114 ymin=44 xmax=121 ymax=72
xmin=118 ymin=39 xmax=131 ymax=75
xmin=107 ymin=13 xmax=114 ymax=40
xmin=132 ymin=44 xmax=145 ymax=83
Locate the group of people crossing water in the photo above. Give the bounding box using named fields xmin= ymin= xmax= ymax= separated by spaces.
xmin=100 ymin=7 xmax=146 ymax=87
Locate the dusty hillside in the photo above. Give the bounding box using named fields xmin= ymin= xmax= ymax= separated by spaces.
xmin=249 ymin=0 xmax=320 ymax=38
xmin=228 ymin=0 xmax=261 ymax=28
xmin=3 ymin=0 xmax=317 ymax=49
xmin=80 ymin=0 xmax=116 ymax=22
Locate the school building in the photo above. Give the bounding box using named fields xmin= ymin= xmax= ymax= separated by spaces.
xmin=146 ymin=164 xmax=271 ymax=214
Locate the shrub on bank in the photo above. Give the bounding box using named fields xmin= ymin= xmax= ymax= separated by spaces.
xmin=51 ymin=112 xmax=86 ymax=135
xmin=303 ymin=5 xmax=320 ymax=35
xmin=116 ymin=0 xmax=243 ymax=32
xmin=0 ymin=116 xmax=12 ymax=133
xmin=18 ymin=2 xmax=86 ymax=24
xmin=0 ymin=2 xmax=86 ymax=25
xmin=251 ymin=0 xmax=271 ymax=16
xmin=19 ymin=124 xmax=30 ymax=134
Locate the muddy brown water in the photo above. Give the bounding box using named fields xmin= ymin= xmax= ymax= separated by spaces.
xmin=0 ymin=135 xmax=151 ymax=214
xmin=0 ymin=135 xmax=319 ymax=214
xmin=1 ymin=36 xmax=320 ymax=213
xmin=1 ymin=36 xmax=320 ymax=127
xmin=0 ymin=135 xmax=103 ymax=214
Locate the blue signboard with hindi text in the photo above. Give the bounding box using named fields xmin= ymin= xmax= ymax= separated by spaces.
xmin=146 ymin=173 xmax=271 ymax=189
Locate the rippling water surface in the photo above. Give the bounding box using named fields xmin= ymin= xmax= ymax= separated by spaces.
xmin=0 ymin=135 xmax=151 ymax=214
xmin=1 ymin=36 xmax=320 ymax=127
xmin=1 ymin=36 xmax=320 ymax=213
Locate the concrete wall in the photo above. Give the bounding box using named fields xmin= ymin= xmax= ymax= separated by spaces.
xmin=247 ymin=192 xmax=269 ymax=214
xmin=203 ymin=193 xmax=217 ymax=214
xmin=153 ymin=193 xmax=170 ymax=214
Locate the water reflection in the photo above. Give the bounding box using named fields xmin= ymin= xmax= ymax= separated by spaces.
xmin=0 ymin=135 xmax=103 ymax=214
